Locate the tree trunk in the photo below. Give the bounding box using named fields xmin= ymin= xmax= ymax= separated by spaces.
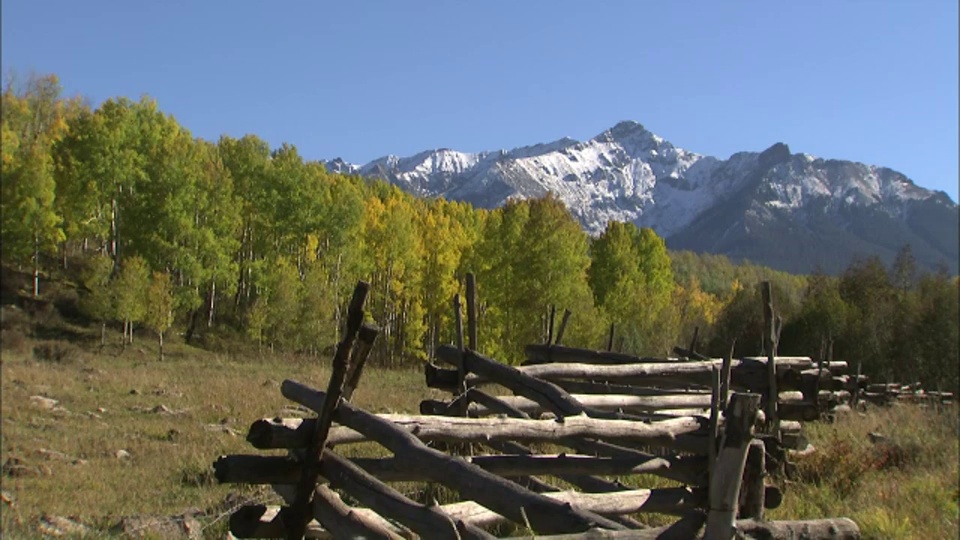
xmin=207 ymin=280 xmax=216 ymax=328
xmin=33 ymin=231 xmax=40 ymax=298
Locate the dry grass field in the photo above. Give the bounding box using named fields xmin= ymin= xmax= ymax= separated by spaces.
xmin=1 ymin=325 xmax=957 ymax=538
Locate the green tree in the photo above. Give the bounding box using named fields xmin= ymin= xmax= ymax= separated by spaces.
xmin=837 ymin=256 xmax=896 ymax=381
xmin=588 ymin=221 xmax=676 ymax=355
xmin=114 ymin=255 xmax=150 ymax=348
xmin=0 ymin=75 xmax=71 ymax=296
xmin=78 ymin=253 xmax=115 ymax=348
xmin=145 ymin=271 xmax=175 ymax=361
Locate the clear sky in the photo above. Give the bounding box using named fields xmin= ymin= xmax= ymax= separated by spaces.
xmin=3 ymin=1 xmax=958 ymax=201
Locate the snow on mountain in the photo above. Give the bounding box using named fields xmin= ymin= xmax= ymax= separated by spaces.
xmin=323 ymin=121 xmax=958 ymax=274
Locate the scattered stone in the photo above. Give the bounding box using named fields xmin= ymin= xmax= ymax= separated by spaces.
xmin=111 ymin=514 xmax=202 ymax=539
xmin=115 ymin=449 xmax=131 ymax=460
xmin=37 ymin=448 xmax=88 ymax=466
xmin=867 ymin=432 xmax=891 ymax=445
xmin=1 ymin=490 xmax=15 ymax=508
xmin=87 ymin=411 xmax=103 ymax=419
xmin=152 ymin=387 xmax=183 ymax=398
xmin=130 ymin=389 xmax=142 ymax=395
xmin=97 ymin=407 xmax=107 ymax=413
xmin=151 ymin=404 xmax=174 ymax=414
xmin=30 ymin=395 xmax=59 ymax=410
xmin=203 ymin=424 xmax=240 ymax=437
xmin=38 ymin=515 xmax=93 ymax=537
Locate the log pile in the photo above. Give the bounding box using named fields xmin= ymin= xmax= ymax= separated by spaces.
xmin=211 ymin=280 xmax=860 ymax=539
xmin=859 ymin=382 xmax=954 ymax=407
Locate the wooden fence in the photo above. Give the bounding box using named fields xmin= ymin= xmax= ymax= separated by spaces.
xmin=212 ymin=279 xmax=861 ymax=539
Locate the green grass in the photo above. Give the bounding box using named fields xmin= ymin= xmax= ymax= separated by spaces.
xmin=769 ymin=403 xmax=959 ymax=539
xmin=2 ymin=326 xmax=958 ymax=538
xmin=0 ymin=328 xmax=440 ymax=537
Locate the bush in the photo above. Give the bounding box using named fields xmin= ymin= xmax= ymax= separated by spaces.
xmin=32 ymin=341 xmax=82 ymax=364
xmin=0 ymin=328 xmax=29 ymax=354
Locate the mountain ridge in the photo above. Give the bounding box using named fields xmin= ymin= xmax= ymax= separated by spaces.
xmin=323 ymin=121 xmax=958 ymax=275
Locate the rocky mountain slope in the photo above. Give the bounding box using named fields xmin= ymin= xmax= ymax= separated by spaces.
xmin=325 ymin=121 xmax=958 ymax=274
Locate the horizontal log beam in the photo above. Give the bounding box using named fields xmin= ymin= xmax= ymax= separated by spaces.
xmin=215 ymin=452 xmax=708 ymax=488
xmin=524 ymin=344 xmax=685 ymax=365
xmin=513 ymin=358 xmax=813 ymax=392
xmin=249 ymin=412 xmax=707 ymax=453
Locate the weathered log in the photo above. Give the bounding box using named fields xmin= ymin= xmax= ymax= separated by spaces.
xmin=554 ymin=309 xmax=572 ymax=345
xmin=463 ymin=388 xmax=532 ymax=418
xmin=282 ymin=281 xmax=368 ymax=540
xmin=437 ymin=345 xmax=588 ymax=419
xmin=526 ymin=344 xmax=688 ymax=365
xmin=312 ymin=484 xmax=404 ymax=540
xmin=735 ymin=517 xmax=860 ymax=539
xmin=230 ymin=504 xmax=325 ymax=539
xmin=513 ymin=358 xmax=813 ymax=393
xmin=505 ymin=513 xmax=707 ymax=539
xmin=341 ymin=323 xmax=380 ymax=402
xmin=461 ymin=393 xmax=715 ymax=416
xmin=551 ymin=379 xmax=711 ymax=396
xmin=425 ymin=363 xmax=460 ymax=391
xmin=466 ymin=272 xmax=478 ymax=350
xmin=215 ymin=452 xmax=710 ymax=487
xmin=739 ymin=440 xmax=766 ymax=520
xmin=761 ymin=282 xmax=780 ymax=440
xmin=320 ymin=448 xmax=491 ymax=539
xmin=233 ymin=508 xmax=859 ymax=540
xmin=282 ymin=379 xmax=625 ymax=534
xmin=247 ymin=413 xmax=706 ymax=452
xmin=777 ymin=401 xmax=821 ymax=422
xmin=706 ymin=393 xmax=761 ymax=540
xmin=241 ymin=487 xmax=706 ymax=539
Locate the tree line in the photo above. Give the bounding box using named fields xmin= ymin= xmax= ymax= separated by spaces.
xmin=2 ymin=74 xmax=957 ymax=390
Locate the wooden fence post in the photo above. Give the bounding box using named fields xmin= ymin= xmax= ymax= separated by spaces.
xmin=281 ymin=281 xmax=368 ymax=540
xmin=554 ymin=309 xmax=572 ymax=345
xmin=739 ymin=439 xmax=766 ymax=519
xmin=761 ymin=282 xmax=780 ymax=438
xmin=705 ymin=392 xmax=761 ymax=540
xmin=466 ymin=273 xmax=478 ymax=351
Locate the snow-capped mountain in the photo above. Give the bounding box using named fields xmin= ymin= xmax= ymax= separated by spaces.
xmin=324 ymin=121 xmax=958 ymax=274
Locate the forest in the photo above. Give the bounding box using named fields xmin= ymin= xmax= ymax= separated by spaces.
xmin=2 ymin=74 xmax=957 ymax=392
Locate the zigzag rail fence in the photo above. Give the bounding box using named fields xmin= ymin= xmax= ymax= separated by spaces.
xmin=212 ymin=278 xmax=863 ymax=539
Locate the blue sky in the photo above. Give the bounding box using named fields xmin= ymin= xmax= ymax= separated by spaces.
xmin=3 ymin=1 xmax=958 ymax=201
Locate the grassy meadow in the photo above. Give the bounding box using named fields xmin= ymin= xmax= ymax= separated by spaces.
xmin=1 ymin=319 xmax=958 ymax=538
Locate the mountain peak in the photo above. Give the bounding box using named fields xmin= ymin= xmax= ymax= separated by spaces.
xmin=602 ymin=120 xmax=652 ymax=140
xmin=758 ymin=142 xmax=791 ymax=169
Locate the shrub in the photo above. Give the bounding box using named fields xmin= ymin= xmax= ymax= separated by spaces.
xmin=32 ymin=341 xmax=82 ymax=364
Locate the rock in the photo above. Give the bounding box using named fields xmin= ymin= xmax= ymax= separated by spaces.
xmin=111 ymin=514 xmax=203 ymax=539
xmin=2 ymin=457 xmax=50 ymax=477
xmin=130 ymin=389 xmax=141 ymax=395
xmin=1 ymin=490 xmax=14 ymax=507
xmin=115 ymin=449 xmax=131 ymax=460
xmin=203 ymin=424 xmax=240 ymax=437
xmin=30 ymin=395 xmax=59 ymax=410
xmin=38 ymin=515 xmax=93 ymax=537
xmin=97 ymin=407 xmax=107 ymax=413
xmin=151 ymin=404 xmax=173 ymax=414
